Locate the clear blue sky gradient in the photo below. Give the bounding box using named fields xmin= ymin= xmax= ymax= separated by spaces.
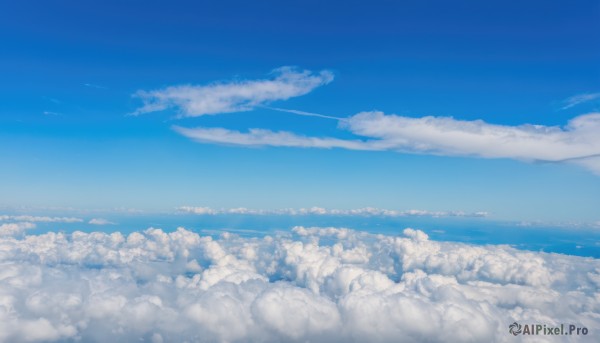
xmin=1 ymin=0 xmax=599 ymax=221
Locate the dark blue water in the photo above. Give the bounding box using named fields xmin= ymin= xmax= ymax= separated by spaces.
xmin=22 ymin=213 xmax=600 ymax=258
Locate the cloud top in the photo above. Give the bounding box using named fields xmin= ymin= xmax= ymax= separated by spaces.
xmin=0 ymin=226 xmax=598 ymax=342
xmin=176 ymin=206 xmax=489 ymax=218
xmin=133 ymin=67 xmax=334 ymax=117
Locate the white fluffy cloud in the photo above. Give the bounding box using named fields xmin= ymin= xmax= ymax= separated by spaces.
xmin=132 ymin=67 xmax=334 ymax=117
xmin=0 ymin=222 xmax=36 ymax=237
xmin=176 ymin=206 xmax=488 ymax=218
xmin=174 ymin=111 xmax=600 ymax=174
xmin=344 ymin=111 xmax=600 ymax=163
xmin=0 ymin=226 xmax=598 ymax=342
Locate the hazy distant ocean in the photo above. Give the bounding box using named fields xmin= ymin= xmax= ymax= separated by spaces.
xmin=24 ymin=214 xmax=600 ymax=258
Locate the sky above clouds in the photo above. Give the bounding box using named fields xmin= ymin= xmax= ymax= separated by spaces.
xmin=1 ymin=2 xmax=600 ymax=342
xmin=0 ymin=0 xmax=599 ymax=222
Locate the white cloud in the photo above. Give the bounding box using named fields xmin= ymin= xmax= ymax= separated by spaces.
xmin=176 ymin=206 xmax=488 ymax=218
xmin=0 ymin=215 xmax=83 ymax=223
xmin=1 ymin=206 xmax=145 ymax=215
xmin=263 ymin=106 xmax=344 ymax=120
xmin=561 ymin=92 xmax=600 ymax=110
xmin=88 ymin=218 xmax=116 ymax=225
xmin=517 ymin=220 xmax=600 ymax=230
xmin=0 ymin=222 xmax=36 ymax=237
xmin=0 ymin=226 xmax=598 ymax=342
xmin=172 ymin=126 xmax=371 ymax=150
xmin=174 ymin=111 xmax=600 ymax=174
xmin=176 ymin=206 xmax=218 ymax=215
xmin=83 ymin=83 xmax=107 ymax=90
xmin=344 ymin=111 xmax=600 ymax=162
xmin=132 ymin=67 xmax=334 ymax=117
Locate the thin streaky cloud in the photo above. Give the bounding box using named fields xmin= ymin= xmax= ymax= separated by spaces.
xmin=174 ymin=111 xmax=600 ymax=175
xmin=560 ymin=92 xmax=600 ymax=110
xmin=176 ymin=206 xmax=489 ymax=217
xmin=132 ymin=67 xmax=334 ymax=117
xmin=172 ymin=125 xmax=378 ymax=150
xmin=262 ymin=106 xmax=347 ymax=121
xmin=83 ymin=83 xmax=108 ymax=89
xmin=88 ymin=218 xmax=116 ymax=225
xmin=42 ymin=96 xmax=61 ymax=104
xmin=0 ymin=215 xmax=83 ymax=223
xmin=0 ymin=205 xmax=145 ymax=214
xmin=43 ymin=111 xmax=62 ymax=116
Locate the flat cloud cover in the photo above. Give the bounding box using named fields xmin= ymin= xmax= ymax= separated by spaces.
xmin=132 ymin=67 xmax=334 ymax=117
xmin=0 ymin=215 xmax=83 ymax=223
xmin=176 ymin=206 xmax=489 ymax=218
xmin=0 ymin=226 xmax=598 ymax=342
xmin=175 ymin=111 xmax=600 ymax=174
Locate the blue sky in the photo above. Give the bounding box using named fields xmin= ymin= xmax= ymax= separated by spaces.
xmin=1 ymin=0 xmax=599 ymax=222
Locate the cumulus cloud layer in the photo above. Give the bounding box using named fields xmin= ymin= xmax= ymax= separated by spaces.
xmin=0 ymin=222 xmax=36 ymax=237
xmin=175 ymin=111 xmax=600 ymax=174
xmin=176 ymin=206 xmax=489 ymax=218
xmin=0 ymin=226 xmax=598 ymax=342
xmin=132 ymin=67 xmax=334 ymax=117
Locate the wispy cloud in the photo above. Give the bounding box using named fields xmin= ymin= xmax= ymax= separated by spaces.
xmin=0 ymin=215 xmax=83 ymax=223
xmin=43 ymin=111 xmax=62 ymax=116
xmin=132 ymin=67 xmax=600 ymax=175
xmin=42 ymin=96 xmax=61 ymax=104
xmin=262 ymin=106 xmax=344 ymax=121
xmin=172 ymin=126 xmax=374 ymax=150
xmin=132 ymin=67 xmax=334 ymax=117
xmin=88 ymin=218 xmax=116 ymax=225
xmin=83 ymin=83 xmax=107 ymax=89
xmin=176 ymin=206 xmax=488 ymax=218
xmin=0 ymin=205 xmax=146 ymax=215
xmin=561 ymin=92 xmax=600 ymax=110
xmin=517 ymin=219 xmax=600 ymax=230
xmin=174 ymin=111 xmax=600 ymax=174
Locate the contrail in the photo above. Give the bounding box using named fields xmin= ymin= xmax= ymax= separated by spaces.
xmin=261 ymin=106 xmax=347 ymax=121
